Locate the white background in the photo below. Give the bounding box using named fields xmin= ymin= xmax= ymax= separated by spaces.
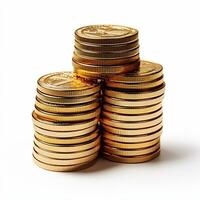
xmin=1 ymin=0 xmax=200 ymax=199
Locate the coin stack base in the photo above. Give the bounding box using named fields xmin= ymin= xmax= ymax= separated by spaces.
xmin=102 ymin=60 xmax=165 ymax=163
xmin=32 ymin=72 xmax=101 ymax=171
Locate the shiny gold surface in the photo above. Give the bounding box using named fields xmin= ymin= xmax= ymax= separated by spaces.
xmin=73 ymin=53 xmax=140 ymax=66
xmin=32 ymin=69 xmax=101 ymax=170
xmin=34 ymin=106 xmax=100 ymax=122
xmin=103 ymin=128 xmax=162 ymax=143
xmin=102 ymin=122 xmax=162 ymax=136
xmin=32 ymin=25 xmax=165 ymax=167
xmin=104 ymin=95 xmax=164 ymax=107
xmin=74 ymin=67 xmax=139 ymax=79
xmin=75 ymin=39 xmax=139 ymax=52
xmin=73 ymin=25 xmax=140 ymax=80
xmin=107 ymin=60 xmax=163 ymax=83
xmin=75 ymin=25 xmax=138 ymax=44
xmin=36 ymin=90 xmax=100 ymax=105
xmin=34 ymin=135 xmax=101 ymax=153
xmin=32 ymin=111 xmax=99 ymax=131
xmin=37 ymin=72 xmax=100 ymax=97
xmin=106 ymin=76 xmax=164 ymax=89
xmin=104 ymin=84 xmax=165 ymax=100
xmin=33 ymin=144 xmax=100 ymax=159
xmin=33 ymin=125 xmax=97 ymax=138
xmin=72 ymin=58 xmax=140 ymax=73
xmin=103 ymin=102 xmax=162 ymax=114
xmin=101 ymin=115 xmax=163 ymax=129
xmin=103 ymin=149 xmax=160 ymax=163
xmin=102 ymin=108 xmax=162 ymax=122
xmin=33 ymin=156 xmax=97 ymax=172
xmin=35 ymin=97 xmax=99 ymax=113
xmin=33 ymin=149 xmax=98 ymax=165
xmin=103 ymin=138 xmax=160 ymax=149
xmin=34 ymin=129 xmax=99 ymax=145
xmin=74 ymin=46 xmax=140 ymax=59
xmin=103 ymin=142 xmax=160 ymax=156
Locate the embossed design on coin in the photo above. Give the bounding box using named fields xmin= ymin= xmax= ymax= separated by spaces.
xmin=82 ymin=25 xmax=130 ymax=38
xmin=38 ymin=72 xmax=93 ymax=91
xmin=76 ymin=25 xmax=138 ymax=40
xmin=107 ymin=60 xmax=163 ymax=83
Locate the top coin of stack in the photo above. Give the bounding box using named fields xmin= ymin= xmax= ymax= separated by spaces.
xmin=73 ymin=25 xmax=140 ymax=79
xmin=32 ymin=72 xmax=101 ymax=171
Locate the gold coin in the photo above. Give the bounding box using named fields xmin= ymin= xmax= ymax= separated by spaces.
xmin=106 ymin=76 xmax=164 ymax=89
xmin=104 ymin=84 xmax=165 ymax=100
xmin=103 ymin=137 xmax=160 ymax=149
xmin=33 ymin=144 xmax=100 ymax=159
xmin=33 ymin=155 xmax=97 ymax=172
xmin=36 ymin=90 xmax=100 ymax=105
xmin=72 ymin=58 xmax=140 ymax=73
xmin=35 ymin=97 xmax=99 ymax=113
xmin=73 ymin=53 xmax=140 ymax=66
xmin=101 ymin=114 xmax=162 ymax=129
xmin=74 ymin=46 xmax=139 ymax=59
xmin=34 ymin=106 xmax=100 ymax=122
xmin=34 ymin=135 xmax=101 ymax=153
xmin=103 ymin=149 xmax=160 ymax=163
xmin=107 ymin=60 xmax=163 ymax=83
xmin=104 ymin=94 xmax=164 ymax=107
xmin=75 ymin=39 xmax=139 ymax=52
xmin=75 ymin=24 xmax=138 ymax=44
xmin=103 ymin=128 xmax=162 ymax=143
xmin=102 ymin=108 xmax=162 ymax=122
xmin=102 ymin=122 xmax=162 ymax=136
xmin=33 ymin=149 xmax=98 ymax=166
xmin=37 ymin=72 xmax=100 ymax=97
xmin=32 ymin=111 xmax=99 ymax=131
xmin=74 ymin=66 xmax=138 ymax=79
xmin=34 ymin=129 xmax=99 ymax=144
xmin=33 ymin=124 xmax=97 ymax=138
xmin=103 ymin=102 xmax=162 ymax=114
xmin=103 ymin=142 xmax=160 ymax=156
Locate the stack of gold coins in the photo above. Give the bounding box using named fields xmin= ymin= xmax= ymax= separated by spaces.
xmin=72 ymin=25 xmax=140 ymax=80
xmin=32 ymin=72 xmax=101 ymax=171
xmin=101 ymin=61 xmax=165 ymax=163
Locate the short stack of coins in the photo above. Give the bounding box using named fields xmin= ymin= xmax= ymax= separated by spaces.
xmin=32 ymin=72 xmax=101 ymax=171
xmin=101 ymin=60 xmax=165 ymax=163
xmin=72 ymin=25 xmax=140 ymax=80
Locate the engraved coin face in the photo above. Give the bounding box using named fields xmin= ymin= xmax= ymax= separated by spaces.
xmin=38 ymin=72 xmax=94 ymax=91
xmin=75 ymin=25 xmax=138 ymax=43
xmin=107 ymin=60 xmax=163 ymax=83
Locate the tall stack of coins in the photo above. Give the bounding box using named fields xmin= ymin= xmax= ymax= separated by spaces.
xmin=32 ymin=72 xmax=101 ymax=171
xmin=101 ymin=61 xmax=165 ymax=163
xmin=72 ymin=25 xmax=140 ymax=80
xmin=32 ymin=24 xmax=165 ymax=171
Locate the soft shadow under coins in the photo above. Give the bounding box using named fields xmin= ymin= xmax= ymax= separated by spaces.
xmin=79 ymin=155 xmax=120 ymax=173
xmin=151 ymin=142 xmax=195 ymax=164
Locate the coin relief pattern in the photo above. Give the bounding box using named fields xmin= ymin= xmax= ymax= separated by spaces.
xmin=81 ymin=25 xmax=133 ymax=38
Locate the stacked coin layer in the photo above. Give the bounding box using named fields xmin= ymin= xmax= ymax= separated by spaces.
xmin=32 ymin=72 xmax=101 ymax=171
xmin=73 ymin=25 xmax=140 ymax=80
xmin=101 ymin=61 xmax=165 ymax=163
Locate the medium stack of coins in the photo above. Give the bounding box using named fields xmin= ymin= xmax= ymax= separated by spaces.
xmin=72 ymin=25 xmax=140 ymax=80
xmin=32 ymin=72 xmax=101 ymax=171
xmin=101 ymin=61 xmax=165 ymax=163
